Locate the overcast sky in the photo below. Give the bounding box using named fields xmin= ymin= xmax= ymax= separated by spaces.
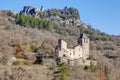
xmin=0 ymin=0 xmax=120 ymax=35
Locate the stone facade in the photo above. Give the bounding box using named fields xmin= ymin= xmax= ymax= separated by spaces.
xmin=54 ymin=34 xmax=90 ymax=66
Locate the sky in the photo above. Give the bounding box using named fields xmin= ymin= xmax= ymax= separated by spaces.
xmin=0 ymin=0 xmax=120 ymax=35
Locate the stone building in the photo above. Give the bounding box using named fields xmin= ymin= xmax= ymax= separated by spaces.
xmin=54 ymin=34 xmax=90 ymax=66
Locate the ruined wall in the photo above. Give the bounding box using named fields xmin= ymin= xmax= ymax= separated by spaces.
xmin=74 ymin=45 xmax=83 ymax=59
xmin=59 ymin=39 xmax=67 ymax=49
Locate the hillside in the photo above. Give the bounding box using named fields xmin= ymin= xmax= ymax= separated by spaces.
xmin=0 ymin=6 xmax=120 ymax=80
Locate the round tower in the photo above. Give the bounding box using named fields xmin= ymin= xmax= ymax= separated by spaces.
xmin=78 ymin=33 xmax=89 ymax=59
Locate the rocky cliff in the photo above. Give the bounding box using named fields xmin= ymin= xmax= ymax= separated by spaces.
xmin=20 ymin=6 xmax=82 ymax=26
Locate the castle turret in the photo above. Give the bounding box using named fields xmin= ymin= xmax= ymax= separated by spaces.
xmin=58 ymin=39 xmax=67 ymax=49
xmin=78 ymin=33 xmax=89 ymax=59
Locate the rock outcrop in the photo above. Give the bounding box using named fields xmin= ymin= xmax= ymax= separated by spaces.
xmin=20 ymin=6 xmax=82 ymax=26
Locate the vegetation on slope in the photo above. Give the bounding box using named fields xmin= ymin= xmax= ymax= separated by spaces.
xmin=0 ymin=10 xmax=120 ymax=80
xmin=16 ymin=14 xmax=51 ymax=30
xmin=54 ymin=63 xmax=70 ymax=80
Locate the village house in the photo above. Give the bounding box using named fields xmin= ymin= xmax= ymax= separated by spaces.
xmin=54 ymin=34 xmax=90 ymax=66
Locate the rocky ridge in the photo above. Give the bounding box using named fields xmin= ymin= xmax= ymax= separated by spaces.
xmin=20 ymin=6 xmax=82 ymax=26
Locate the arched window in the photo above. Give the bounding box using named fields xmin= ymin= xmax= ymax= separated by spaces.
xmin=63 ymin=54 xmax=66 ymax=57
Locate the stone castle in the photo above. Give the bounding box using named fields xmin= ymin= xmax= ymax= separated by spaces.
xmin=54 ymin=34 xmax=90 ymax=66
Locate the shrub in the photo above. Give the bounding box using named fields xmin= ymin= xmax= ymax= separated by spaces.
xmin=12 ymin=60 xmax=18 ymax=65
xmin=54 ymin=63 xmax=70 ymax=80
xmin=84 ymin=62 xmax=95 ymax=72
xmin=15 ymin=14 xmax=51 ymax=30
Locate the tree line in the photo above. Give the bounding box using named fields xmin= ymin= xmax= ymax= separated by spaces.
xmin=15 ymin=14 xmax=51 ymax=30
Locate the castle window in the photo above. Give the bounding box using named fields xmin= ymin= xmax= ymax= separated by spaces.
xmin=83 ymin=39 xmax=88 ymax=43
xmin=61 ymin=12 xmax=63 ymax=14
xmin=70 ymin=53 xmax=71 ymax=55
xmin=66 ymin=12 xmax=69 ymax=15
xmin=63 ymin=54 xmax=66 ymax=57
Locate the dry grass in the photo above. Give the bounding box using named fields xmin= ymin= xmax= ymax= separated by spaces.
xmin=0 ymin=10 xmax=120 ymax=80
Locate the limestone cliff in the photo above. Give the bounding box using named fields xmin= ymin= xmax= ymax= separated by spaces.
xmin=20 ymin=6 xmax=82 ymax=26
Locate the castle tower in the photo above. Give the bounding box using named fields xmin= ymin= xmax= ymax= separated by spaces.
xmin=78 ymin=33 xmax=89 ymax=59
xmin=58 ymin=39 xmax=67 ymax=49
